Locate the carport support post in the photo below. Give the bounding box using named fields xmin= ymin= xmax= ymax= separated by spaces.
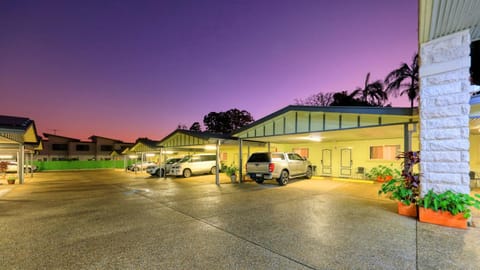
xmin=162 ymin=148 xmax=167 ymax=179
xmin=18 ymin=145 xmax=24 ymax=184
xmin=404 ymin=123 xmax=410 ymax=152
xmin=30 ymin=152 xmax=34 ymax=178
xmin=239 ymin=139 xmax=243 ymax=183
xmin=215 ymin=139 xmax=221 ymax=185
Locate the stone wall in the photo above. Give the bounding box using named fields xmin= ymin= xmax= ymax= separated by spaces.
xmin=419 ymin=30 xmax=474 ymax=194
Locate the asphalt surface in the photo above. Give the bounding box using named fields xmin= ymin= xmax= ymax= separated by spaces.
xmin=0 ymin=170 xmax=479 ymax=269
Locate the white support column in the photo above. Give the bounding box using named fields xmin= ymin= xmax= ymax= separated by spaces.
xmin=30 ymin=152 xmax=34 ymax=177
xmin=215 ymin=140 xmax=221 ymax=185
xmin=419 ymin=30 xmax=472 ymax=195
xmin=239 ymin=139 xmax=243 ymax=183
xmin=18 ymin=145 xmax=25 ymax=184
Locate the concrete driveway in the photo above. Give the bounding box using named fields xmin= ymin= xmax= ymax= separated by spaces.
xmin=0 ymin=170 xmax=479 ymax=269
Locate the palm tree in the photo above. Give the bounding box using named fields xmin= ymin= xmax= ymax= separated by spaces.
xmin=384 ymin=53 xmax=419 ymax=109
xmin=356 ymin=72 xmax=387 ymax=106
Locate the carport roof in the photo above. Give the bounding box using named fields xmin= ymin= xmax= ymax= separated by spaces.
xmin=233 ymin=106 xmax=417 ymax=134
xmin=419 ymin=0 xmax=480 ymax=43
xmin=0 ymin=115 xmax=40 ymax=145
xmin=232 ymin=106 xmax=418 ymax=144
xmin=159 ymin=129 xmax=238 ymax=149
xmin=128 ymin=138 xmax=162 ymax=153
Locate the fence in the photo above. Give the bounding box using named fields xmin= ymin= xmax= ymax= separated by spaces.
xmin=34 ymin=160 xmax=132 ymax=171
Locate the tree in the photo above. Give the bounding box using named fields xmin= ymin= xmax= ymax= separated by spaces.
xmin=385 ymin=53 xmax=419 ymax=109
xmin=356 ymin=72 xmax=388 ymax=106
xmin=177 ymin=124 xmax=188 ymax=130
xmin=203 ymin=109 xmax=254 ymax=133
xmin=294 ymin=92 xmax=334 ymax=106
xmin=189 ymin=122 xmax=201 ymax=131
xmin=330 ymin=90 xmax=370 ymax=106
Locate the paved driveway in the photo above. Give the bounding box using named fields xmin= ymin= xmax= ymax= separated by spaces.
xmin=0 ymin=170 xmax=479 ymax=269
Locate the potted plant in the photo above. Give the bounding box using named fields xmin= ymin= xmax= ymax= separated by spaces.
xmin=417 ymin=189 xmax=480 ymax=229
xmin=378 ymin=151 xmax=420 ymax=217
xmin=224 ymin=164 xmax=238 ymax=183
xmin=7 ymin=176 xmax=16 ymax=185
xmin=367 ymin=164 xmax=399 ymax=182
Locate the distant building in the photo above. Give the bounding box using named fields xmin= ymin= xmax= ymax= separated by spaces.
xmin=38 ymin=134 xmax=132 ymax=161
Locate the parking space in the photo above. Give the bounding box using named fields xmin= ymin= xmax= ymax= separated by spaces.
xmin=1 ymin=170 xmax=480 ymax=269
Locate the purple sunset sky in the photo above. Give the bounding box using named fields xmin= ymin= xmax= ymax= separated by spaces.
xmin=0 ymin=0 xmax=418 ymax=142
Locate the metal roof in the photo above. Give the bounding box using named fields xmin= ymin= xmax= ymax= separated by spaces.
xmin=233 ymin=105 xmax=418 ymax=136
xmin=0 ymin=115 xmax=39 ymax=145
xmin=420 ymin=0 xmax=480 ymax=43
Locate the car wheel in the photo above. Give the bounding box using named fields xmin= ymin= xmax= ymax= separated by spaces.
xmin=254 ymin=178 xmax=264 ymax=184
xmin=183 ymin=169 xmax=192 ymax=178
xmin=210 ymin=166 xmax=216 ymax=175
xmin=306 ymin=167 xmax=313 ymax=179
xmin=277 ymin=170 xmax=289 ymax=186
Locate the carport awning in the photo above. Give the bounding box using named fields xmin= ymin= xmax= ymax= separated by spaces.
xmin=158 ymin=129 xmax=265 ymax=151
xmin=0 ymin=115 xmax=40 ymax=147
xmin=232 ymin=105 xmax=418 ymax=143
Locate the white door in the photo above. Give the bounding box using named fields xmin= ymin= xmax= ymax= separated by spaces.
xmin=340 ymin=148 xmax=352 ymax=177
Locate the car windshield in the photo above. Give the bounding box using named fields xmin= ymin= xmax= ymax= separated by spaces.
xmin=166 ymin=159 xmax=179 ymax=164
xmin=178 ymin=156 xmax=191 ymax=163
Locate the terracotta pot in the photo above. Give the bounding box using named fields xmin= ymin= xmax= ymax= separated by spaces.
xmin=7 ymin=179 xmax=15 ymax=185
xmin=419 ymin=207 xmax=467 ymax=229
xmin=385 ymin=175 xmax=393 ymax=181
xmin=377 ymin=176 xmax=385 ymax=182
xmin=397 ymin=202 xmax=417 ymax=217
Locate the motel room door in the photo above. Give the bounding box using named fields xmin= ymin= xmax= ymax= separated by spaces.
xmin=321 ymin=149 xmax=332 ymax=175
xmin=340 ymin=148 xmax=352 ymax=177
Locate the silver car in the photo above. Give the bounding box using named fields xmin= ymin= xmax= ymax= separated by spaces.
xmin=146 ymin=158 xmax=181 ymax=177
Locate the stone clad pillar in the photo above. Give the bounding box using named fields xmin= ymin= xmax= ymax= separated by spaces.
xmin=419 ymin=30 xmax=473 ymax=195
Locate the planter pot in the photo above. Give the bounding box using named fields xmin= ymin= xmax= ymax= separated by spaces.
xmin=230 ymin=175 xmax=237 ymax=183
xmin=397 ymin=202 xmax=417 ymax=217
xmin=376 ymin=176 xmax=385 ymax=182
xmin=385 ymin=175 xmax=393 ymax=181
xmin=7 ymin=179 xmax=15 ymax=185
xmin=419 ymin=207 xmax=467 ymax=229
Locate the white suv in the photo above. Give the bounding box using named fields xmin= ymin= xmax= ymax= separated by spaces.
xmin=146 ymin=158 xmax=181 ymax=177
xmin=170 ymin=154 xmax=217 ymax=178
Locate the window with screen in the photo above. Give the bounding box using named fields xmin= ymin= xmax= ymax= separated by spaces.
xmin=292 ymin=148 xmax=309 ymax=159
xmin=370 ymin=145 xmax=399 ymax=160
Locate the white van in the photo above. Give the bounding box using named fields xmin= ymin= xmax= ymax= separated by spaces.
xmin=170 ymin=154 xmax=217 ymax=178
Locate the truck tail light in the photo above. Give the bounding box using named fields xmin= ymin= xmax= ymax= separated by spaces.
xmin=268 ymin=163 xmax=274 ymax=172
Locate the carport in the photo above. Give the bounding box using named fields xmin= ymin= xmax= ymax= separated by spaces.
xmin=0 ymin=115 xmax=40 ymax=184
xmin=123 ymin=138 xmax=161 ymax=171
xmin=158 ymin=129 xmax=266 ymax=184
xmin=232 ymin=106 xmax=419 ymax=180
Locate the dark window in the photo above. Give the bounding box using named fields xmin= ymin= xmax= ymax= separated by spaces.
xmin=100 ymin=145 xmax=113 ymax=152
xmin=200 ymin=155 xmax=216 ymax=161
xmin=247 ymin=153 xmax=271 ymax=162
xmin=76 ymin=144 xmax=90 ymax=151
xmin=52 ymin=144 xmax=68 ymax=151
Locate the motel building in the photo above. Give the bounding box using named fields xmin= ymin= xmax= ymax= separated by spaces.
xmin=2 ymin=1 xmax=480 ymax=192
xmin=143 ymin=0 xmax=480 ymax=194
